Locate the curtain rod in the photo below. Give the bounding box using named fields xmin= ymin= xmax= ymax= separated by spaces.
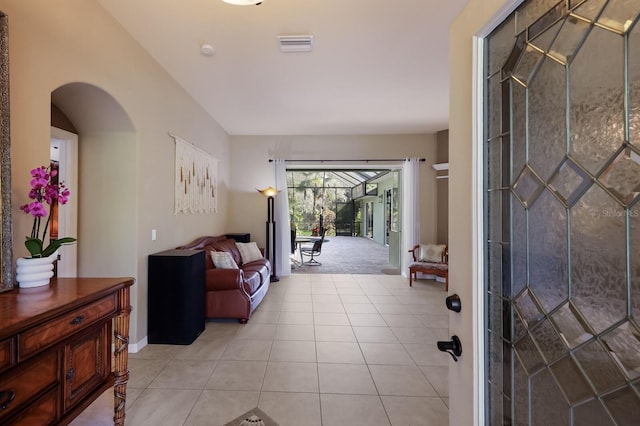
xmin=268 ymin=158 xmax=425 ymax=163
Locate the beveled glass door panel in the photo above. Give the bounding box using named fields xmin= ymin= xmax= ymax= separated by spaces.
xmin=528 ymin=57 xmax=567 ymax=182
xmin=569 ymin=25 xmax=625 ymax=176
xmin=484 ymin=0 xmax=640 ymax=424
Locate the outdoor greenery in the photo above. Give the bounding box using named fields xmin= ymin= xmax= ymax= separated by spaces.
xmin=287 ymin=169 xmax=390 ymax=237
xmin=287 ymin=171 xmax=350 ymax=236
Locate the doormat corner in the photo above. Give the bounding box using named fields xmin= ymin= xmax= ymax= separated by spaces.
xmin=222 ymin=407 xmax=280 ymax=426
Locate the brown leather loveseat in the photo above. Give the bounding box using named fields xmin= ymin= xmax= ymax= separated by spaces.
xmin=177 ymin=235 xmax=271 ymax=323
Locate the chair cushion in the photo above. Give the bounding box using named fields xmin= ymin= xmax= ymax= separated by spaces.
xmin=418 ymin=244 xmax=446 ymax=263
xmin=410 ymin=261 xmax=448 ymax=270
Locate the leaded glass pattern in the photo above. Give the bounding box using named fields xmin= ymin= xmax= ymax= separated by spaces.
xmin=549 ymin=355 xmax=593 ymax=404
xmin=573 ymin=397 xmax=616 ymax=426
xmin=630 ymin=22 xmax=640 ymax=148
xmin=569 ymin=25 xmax=625 ymax=176
xmin=528 ymin=56 xmax=567 ymax=181
xmin=516 ymin=0 xmax=566 ymax=34
xmin=528 ymin=189 xmax=569 ymax=312
xmin=484 ymin=0 xmax=640 ymax=424
xmin=570 ymin=0 xmax=608 ymax=22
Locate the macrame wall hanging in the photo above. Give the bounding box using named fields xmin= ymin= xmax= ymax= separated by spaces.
xmin=171 ymin=134 xmax=218 ymax=214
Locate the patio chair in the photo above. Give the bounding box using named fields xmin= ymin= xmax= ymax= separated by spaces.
xmin=301 ymin=230 xmax=326 ymax=265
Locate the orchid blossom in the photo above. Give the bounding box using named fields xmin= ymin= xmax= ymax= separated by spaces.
xmin=20 ymin=165 xmax=76 ymax=258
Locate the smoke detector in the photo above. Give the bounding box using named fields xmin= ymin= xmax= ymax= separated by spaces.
xmin=200 ymin=44 xmax=215 ymax=57
xmin=277 ymin=35 xmax=313 ymax=52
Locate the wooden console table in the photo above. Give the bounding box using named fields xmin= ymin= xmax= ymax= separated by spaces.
xmin=0 ymin=277 xmax=134 ymax=425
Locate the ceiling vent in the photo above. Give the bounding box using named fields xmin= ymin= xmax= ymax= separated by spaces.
xmin=277 ymin=35 xmax=313 ymax=52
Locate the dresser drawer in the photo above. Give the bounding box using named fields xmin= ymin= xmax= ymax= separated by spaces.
xmin=3 ymin=387 xmax=58 ymax=426
xmin=0 ymin=338 xmax=14 ymax=373
xmin=18 ymin=295 xmax=117 ymax=361
xmin=0 ymin=350 xmax=58 ymax=420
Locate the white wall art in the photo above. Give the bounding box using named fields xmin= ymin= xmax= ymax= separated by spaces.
xmin=171 ymin=134 xmax=217 ymax=214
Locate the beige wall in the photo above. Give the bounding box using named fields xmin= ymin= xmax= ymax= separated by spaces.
xmin=2 ymin=0 xmax=231 ymax=346
xmin=227 ymin=134 xmax=440 ymax=252
xmin=449 ymin=0 xmax=520 ymax=424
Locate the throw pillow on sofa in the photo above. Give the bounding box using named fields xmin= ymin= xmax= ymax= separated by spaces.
xmin=211 ymin=251 xmax=239 ymax=269
xmin=210 ymin=239 xmax=243 ymax=266
xmin=236 ymin=242 xmax=263 ymax=264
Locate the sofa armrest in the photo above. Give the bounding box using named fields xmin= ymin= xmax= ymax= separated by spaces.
xmin=205 ymin=268 xmax=244 ymax=291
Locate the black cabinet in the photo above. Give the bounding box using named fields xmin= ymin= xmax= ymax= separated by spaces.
xmin=225 ymin=233 xmax=251 ymax=243
xmin=148 ymin=249 xmax=205 ymax=344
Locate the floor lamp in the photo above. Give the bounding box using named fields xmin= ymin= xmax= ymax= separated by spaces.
xmin=258 ymin=186 xmax=280 ymax=282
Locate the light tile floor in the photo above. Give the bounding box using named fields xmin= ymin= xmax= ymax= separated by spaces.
xmin=71 ymin=274 xmax=449 ymax=426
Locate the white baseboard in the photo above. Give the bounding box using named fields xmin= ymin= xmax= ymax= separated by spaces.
xmin=129 ymin=336 xmax=147 ymax=353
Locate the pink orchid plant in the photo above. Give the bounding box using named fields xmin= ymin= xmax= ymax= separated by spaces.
xmin=20 ymin=165 xmax=76 ymax=258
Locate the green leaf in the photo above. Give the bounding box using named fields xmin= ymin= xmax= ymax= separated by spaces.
xmin=41 ymin=237 xmax=77 ymax=258
xmin=24 ymin=238 xmax=44 ymax=257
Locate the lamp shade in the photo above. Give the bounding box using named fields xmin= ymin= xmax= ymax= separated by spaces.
xmin=222 ymin=0 xmax=263 ymax=5
xmin=257 ymin=186 xmax=279 ymax=197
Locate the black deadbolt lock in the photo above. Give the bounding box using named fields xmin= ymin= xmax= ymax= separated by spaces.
xmin=445 ymin=294 xmax=462 ymax=312
xmin=437 ymin=335 xmax=463 ymax=362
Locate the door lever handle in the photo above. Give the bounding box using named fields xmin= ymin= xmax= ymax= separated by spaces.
xmin=437 ymin=335 xmax=462 ymax=362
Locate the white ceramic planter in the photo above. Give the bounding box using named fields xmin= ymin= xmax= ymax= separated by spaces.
xmin=16 ymin=251 xmax=58 ymax=288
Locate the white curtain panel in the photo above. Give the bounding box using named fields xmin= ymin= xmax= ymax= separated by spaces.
xmin=274 ymin=159 xmax=291 ymax=276
xmin=401 ymin=158 xmax=421 ymax=277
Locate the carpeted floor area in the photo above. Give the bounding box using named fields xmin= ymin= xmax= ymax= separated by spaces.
xmin=291 ymin=236 xmax=400 ymax=275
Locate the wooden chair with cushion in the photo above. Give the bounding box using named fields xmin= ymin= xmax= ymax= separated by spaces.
xmin=408 ymin=243 xmax=448 ymax=291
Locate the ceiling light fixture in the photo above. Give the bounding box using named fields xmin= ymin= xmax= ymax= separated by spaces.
xmin=221 ymin=0 xmax=263 ymax=5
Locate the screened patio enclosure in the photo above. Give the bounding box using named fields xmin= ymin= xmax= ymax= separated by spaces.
xmin=286 ymin=169 xmax=398 ymax=241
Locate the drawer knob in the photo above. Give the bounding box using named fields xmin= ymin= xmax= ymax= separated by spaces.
xmin=66 ymin=368 xmax=75 ymax=381
xmin=0 ymin=390 xmax=15 ymax=410
xmin=70 ymin=315 xmax=85 ymax=325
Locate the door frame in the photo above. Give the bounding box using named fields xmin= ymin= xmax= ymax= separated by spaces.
xmin=471 ymin=1 xmax=525 ymax=424
xmin=50 ymin=126 xmax=78 ymax=277
xmin=472 ymin=33 xmax=486 ymax=426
